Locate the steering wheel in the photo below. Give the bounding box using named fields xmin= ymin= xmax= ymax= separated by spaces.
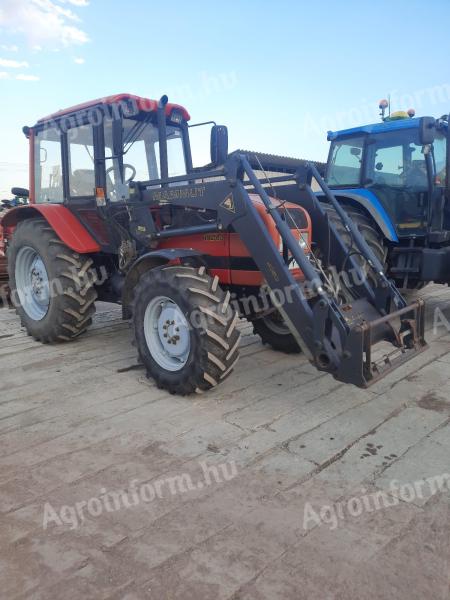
xmin=106 ymin=164 xmax=136 ymax=184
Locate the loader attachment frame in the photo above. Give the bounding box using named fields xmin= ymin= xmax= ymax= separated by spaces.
xmin=127 ymin=152 xmax=427 ymax=387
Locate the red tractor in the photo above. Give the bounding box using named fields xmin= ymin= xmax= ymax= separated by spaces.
xmin=1 ymin=93 xmax=426 ymax=394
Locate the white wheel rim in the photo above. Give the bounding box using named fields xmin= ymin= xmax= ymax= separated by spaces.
xmin=15 ymin=246 xmax=50 ymax=321
xmin=143 ymin=295 xmax=191 ymax=371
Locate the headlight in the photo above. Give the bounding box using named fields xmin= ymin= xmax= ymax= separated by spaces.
xmin=278 ymin=231 xmax=310 ymax=270
xmin=298 ymin=231 xmax=309 ymax=251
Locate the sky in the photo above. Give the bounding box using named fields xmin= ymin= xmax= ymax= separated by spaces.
xmin=1 ymin=0 xmax=450 ymax=197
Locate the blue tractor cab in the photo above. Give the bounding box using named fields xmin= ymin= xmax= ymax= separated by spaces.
xmin=323 ymin=101 xmax=450 ymax=288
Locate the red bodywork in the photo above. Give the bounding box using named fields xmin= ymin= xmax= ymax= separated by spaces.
xmin=159 ymin=196 xmax=311 ymax=286
xmin=37 ymin=94 xmax=191 ymax=126
xmin=1 ymin=205 xmax=100 ymax=253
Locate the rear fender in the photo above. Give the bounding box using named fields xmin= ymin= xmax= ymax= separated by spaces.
xmin=0 ymin=204 xmax=100 ymax=253
xmin=122 ymin=248 xmax=205 ymax=319
xmin=316 ymin=191 xmax=399 ymax=242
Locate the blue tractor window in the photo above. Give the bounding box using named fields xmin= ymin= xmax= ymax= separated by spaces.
xmin=326 ymin=137 xmax=364 ymax=186
xmin=366 ymin=133 xmax=428 ymax=190
xmin=372 ymin=144 xmax=405 ymax=186
xmin=433 ymin=133 xmax=446 ymax=186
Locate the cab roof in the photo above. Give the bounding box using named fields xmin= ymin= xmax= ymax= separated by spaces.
xmin=328 ymin=116 xmax=422 ymax=141
xmin=37 ymin=93 xmax=191 ymax=124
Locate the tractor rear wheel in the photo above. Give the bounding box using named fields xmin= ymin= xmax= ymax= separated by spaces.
xmin=252 ymin=311 xmax=301 ymax=354
xmin=8 ymin=218 xmax=97 ymax=342
xmin=132 ymin=265 xmax=241 ymax=395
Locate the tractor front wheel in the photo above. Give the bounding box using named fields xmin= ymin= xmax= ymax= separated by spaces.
xmin=132 ymin=265 xmax=241 ymax=395
xmin=8 ymin=218 xmax=97 ymax=342
xmin=252 ymin=311 xmax=301 ymax=354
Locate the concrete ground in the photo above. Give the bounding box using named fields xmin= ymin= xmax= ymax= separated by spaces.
xmin=0 ymin=285 xmax=449 ymax=599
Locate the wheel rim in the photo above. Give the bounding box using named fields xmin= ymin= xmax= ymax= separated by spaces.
xmin=15 ymin=246 xmax=50 ymax=321
xmin=143 ymin=295 xmax=191 ymax=372
xmin=263 ymin=312 xmax=291 ymax=335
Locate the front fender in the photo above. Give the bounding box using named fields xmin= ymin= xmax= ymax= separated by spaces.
xmin=1 ymin=204 xmax=100 ymax=253
xmin=122 ymin=248 xmax=204 ymax=319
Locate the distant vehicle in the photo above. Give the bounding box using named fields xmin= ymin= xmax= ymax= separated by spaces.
xmin=1 ymin=191 xmax=30 ymax=299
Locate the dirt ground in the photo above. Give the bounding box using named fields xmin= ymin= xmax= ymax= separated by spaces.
xmin=0 ymin=285 xmax=449 ymax=599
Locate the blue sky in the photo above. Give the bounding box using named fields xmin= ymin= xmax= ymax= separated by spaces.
xmin=1 ymin=0 xmax=450 ymax=196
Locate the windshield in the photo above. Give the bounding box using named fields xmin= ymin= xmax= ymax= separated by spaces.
xmin=326 ymin=137 xmax=364 ymax=186
xmin=104 ymin=117 xmax=187 ymax=202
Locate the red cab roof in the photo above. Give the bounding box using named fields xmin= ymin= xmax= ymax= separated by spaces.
xmin=37 ymin=93 xmax=191 ymax=123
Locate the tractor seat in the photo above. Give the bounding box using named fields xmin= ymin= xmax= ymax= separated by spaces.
xmin=71 ymin=169 xmax=95 ymax=196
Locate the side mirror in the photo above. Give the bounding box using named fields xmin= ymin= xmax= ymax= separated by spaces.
xmin=11 ymin=187 xmax=29 ymax=198
xmin=419 ymin=116 xmax=436 ymax=145
xmin=210 ymin=125 xmax=228 ymax=166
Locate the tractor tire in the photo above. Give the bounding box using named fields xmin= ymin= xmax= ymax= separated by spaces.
xmin=132 ymin=265 xmax=241 ymax=395
xmin=322 ymin=203 xmax=387 ymax=284
xmin=8 ymin=218 xmax=97 ymax=342
xmin=252 ymin=311 xmax=301 ymax=354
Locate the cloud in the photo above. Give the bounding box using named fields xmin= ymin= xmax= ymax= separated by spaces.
xmin=0 ymin=72 xmax=11 ymax=79
xmin=0 ymin=44 xmax=19 ymax=52
xmin=0 ymin=58 xmax=29 ymax=68
xmin=0 ymin=0 xmax=89 ymax=49
xmin=73 ymin=56 xmax=85 ymax=64
xmin=15 ymin=73 xmax=40 ymax=81
xmin=59 ymin=0 xmax=89 ymax=6
xmin=57 ymin=0 xmax=89 ymax=5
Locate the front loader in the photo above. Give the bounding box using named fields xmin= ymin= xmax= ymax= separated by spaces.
xmin=1 ymin=93 xmax=427 ymax=394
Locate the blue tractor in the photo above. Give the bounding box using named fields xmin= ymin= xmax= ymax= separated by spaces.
xmin=322 ymin=101 xmax=450 ymax=289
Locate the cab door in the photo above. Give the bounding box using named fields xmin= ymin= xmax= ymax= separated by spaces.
xmin=366 ymin=138 xmax=429 ymax=237
xmin=64 ymin=121 xmax=112 ymax=249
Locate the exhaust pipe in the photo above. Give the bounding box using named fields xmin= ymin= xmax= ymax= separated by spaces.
xmin=157 ymin=95 xmax=169 ymax=185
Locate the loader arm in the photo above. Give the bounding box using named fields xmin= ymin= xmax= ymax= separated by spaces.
xmin=218 ymin=155 xmax=426 ymax=386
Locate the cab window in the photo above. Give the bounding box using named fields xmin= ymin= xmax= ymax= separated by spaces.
xmin=367 ymin=131 xmax=427 ymax=189
xmin=326 ymin=137 xmax=363 ymax=186
xmin=433 ymin=134 xmax=446 ymax=186
xmin=34 ymin=126 xmax=64 ymax=203
xmin=155 ymin=128 xmax=187 ymax=178
xmin=105 ymin=117 xmax=187 ymax=201
xmin=68 ymin=124 xmax=95 ymax=197
xmin=122 ymin=118 xmax=160 ymax=182
xmin=372 ymin=145 xmax=404 ymax=186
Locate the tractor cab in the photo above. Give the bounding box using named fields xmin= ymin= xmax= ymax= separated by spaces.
xmin=30 ymin=94 xmax=224 ymax=203
xmin=27 ymin=93 xmax=229 ymax=253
